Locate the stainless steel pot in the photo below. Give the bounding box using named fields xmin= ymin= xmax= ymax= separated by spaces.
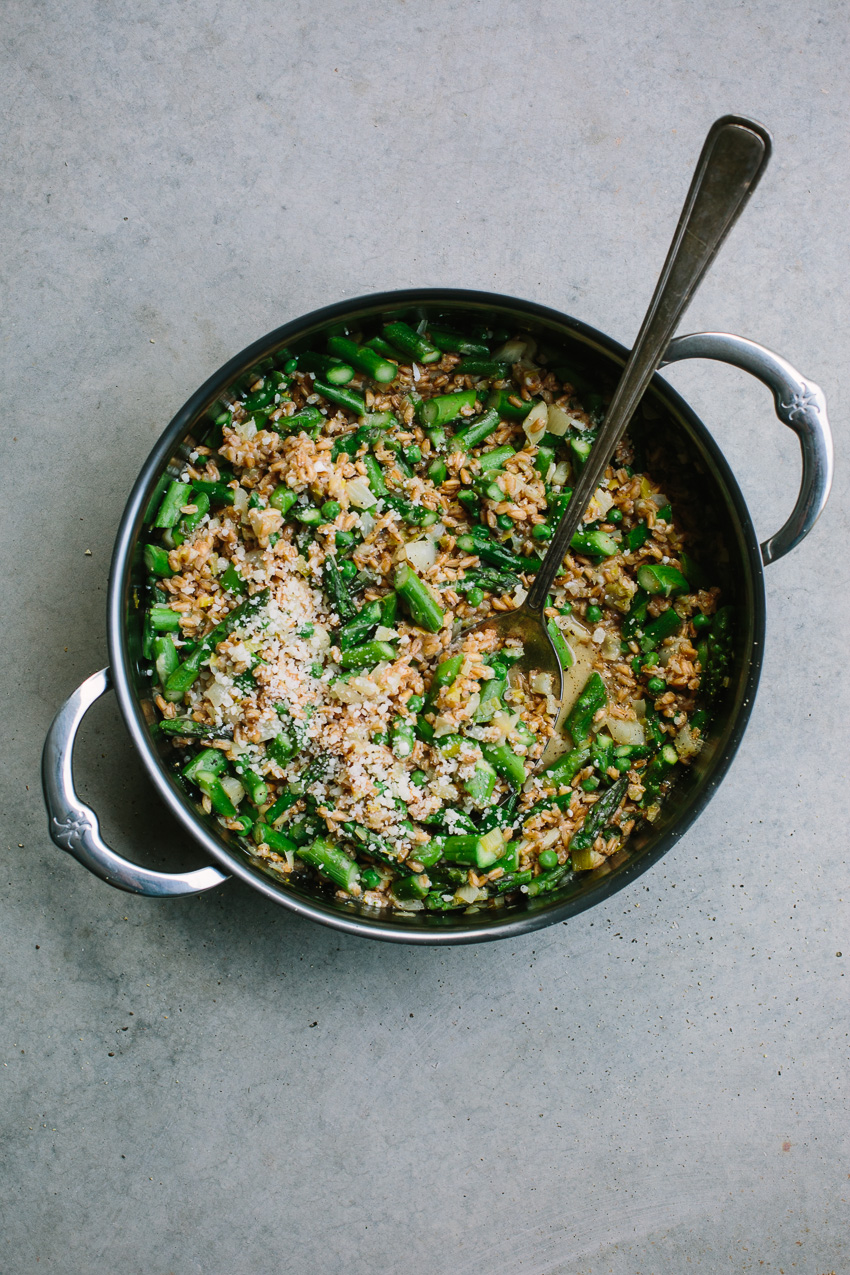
xmin=42 ymin=291 xmax=833 ymax=944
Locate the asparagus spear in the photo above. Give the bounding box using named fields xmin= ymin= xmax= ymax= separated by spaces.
xmin=327 ymin=335 xmax=398 ymax=383
xmin=323 ymin=554 xmax=356 ymax=622
xmin=313 ymin=379 xmax=366 ymax=417
xmin=298 ymin=837 xmax=360 ymax=892
xmin=569 ymin=775 xmax=629 ymax=856
xmin=417 ymin=389 xmax=477 ymax=428
xmin=164 ymin=588 xmax=270 ymax=703
xmin=382 ymin=321 xmax=441 ymax=364
xmin=450 ymin=408 xmax=502 ymax=451
xmin=394 ymin=563 xmax=445 ymax=633
xmin=427 ymin=327 xmax=490 ymax=356
xmin=298 ymin=351 xmax=356 ymax=384
xmin=564 ymin=671 xmax=608 ymax=744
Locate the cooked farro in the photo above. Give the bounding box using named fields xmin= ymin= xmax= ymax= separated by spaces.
xmin=143 ymin=319 xmax=733 ymax=911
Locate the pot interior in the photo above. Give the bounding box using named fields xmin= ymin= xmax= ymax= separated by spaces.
xmin=112 ymin=292 xmax=764 ymax=942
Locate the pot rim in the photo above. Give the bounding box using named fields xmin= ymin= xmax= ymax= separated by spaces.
xmin=107 ymin=288 xmax=766 ymax=944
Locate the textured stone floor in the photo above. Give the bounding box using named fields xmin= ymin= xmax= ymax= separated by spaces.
xmin=2 ymin=2 xmax=848 ymax=1271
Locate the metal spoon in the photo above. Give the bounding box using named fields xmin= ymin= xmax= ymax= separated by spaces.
xmin=470 ymin=115 xmax=772 ymax=767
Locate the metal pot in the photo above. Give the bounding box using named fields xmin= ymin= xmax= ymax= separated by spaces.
xmin=42 ymin=290 xmax=833 ymax=944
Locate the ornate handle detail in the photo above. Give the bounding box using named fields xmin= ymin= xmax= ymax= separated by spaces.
xmin=41 ymin=668 xmax=229 ymax=897
xmin=661 ymin=332 xmax=833 ymax=564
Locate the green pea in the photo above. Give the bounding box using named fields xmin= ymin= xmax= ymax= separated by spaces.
xmin=647 ymin=676 xmax=666 ymax=694
xmin=532 ymin=523 xmax=552 ymax=540
xmin=692 ymin=612 xmax=712 ymax=630
xmin=607 ymin=507 xmax=623 ymax=524
xmin=321 ymin=499 xmax=341 ymax=520
xmin=335 ymin=530 xmax=356 ymax=549
xmin=559 ymin=603 xmax=573 ymax=616
xmin=586 ymin=604 xmax=603 ymax=624
xmin=361 ymin=868 xmax=382 ymax=890
xmin=614 ymin=756 xmax=632 ymax=772
xmin=410 ymin=769 xmax=428 ymax=787
xmin=339 ymin=559 xmax=357 ymax=581
xmin=467 ymin=587 xmax=484 ymax=607
xmin=406 ymin=694 xmax=425 ymax=713
xmin=405 ymin=445 xmax=422 ymax=466
xmin=497 ymin=514 xmax=515 ymax=531
xmin=283 ymin=357 xmax=298 ymax=374
xmin=581 ymin=776 xmax=600 ymax=792
xmin=371 ymin=731 xmax=389 ymax=746
xmin=537 ymin=849 xmax=559 ymax=870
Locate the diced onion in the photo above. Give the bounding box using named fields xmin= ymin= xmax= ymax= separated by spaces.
xmin=346 ymin=477 xmax=376 ymax=508
xmin=493 ymin=337 xmax=536 ymax=364
xmin=675 ymin=724 xmax=702 ymax=759
xmin=531 ymin=669 xmax=560 ymax=719
xmin=601 ymin=632 xmax=621 ymax=660
xmin=330 ymin=675 xmax=383 ymax=703
xmin=480 ymin=828 xmax=504 ymax=857
xmin=220 ymin=776 xmax=245 ymax=806
xmin=552 ymin=461 xmax=570 ymax=486
xmin=558 ymin=612 xmax=591 ymax=642
xmin=232 ymin=486 xmax=249 ymax=514
xmin=546 ymin=402 xmax=571 ymax=436
xmin=204 ymin=680 xmax=230 ymax=709
xmin=590 ymin=488 xmax=614 ymax=519
xmin=523 ymin=400 xmax=549 ymax=446
xmin=546 ymin=403 xmax=588 ymax=435
xmin=605 ymin=715 xmax=646 ymax=746
xmin=403 ymin=538 xmax=437 ymax=573
xmin=490 ymin=709 xmax=514 ymax=742
xmin=455 ymin=883 xmax=480 ymax=904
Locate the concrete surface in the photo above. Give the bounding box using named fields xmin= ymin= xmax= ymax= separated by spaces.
xmin=2 ymin=1 xmax=848 ymax=1271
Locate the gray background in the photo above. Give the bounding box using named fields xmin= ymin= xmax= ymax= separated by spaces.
xmin=2 ymin=1 xmax=848 ymax=1271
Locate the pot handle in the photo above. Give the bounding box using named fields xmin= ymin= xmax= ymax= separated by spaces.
xmin=41 ymin=668 xmax=229 ymax=897
xmin=661 ymin=332 xmax=833 ymax=564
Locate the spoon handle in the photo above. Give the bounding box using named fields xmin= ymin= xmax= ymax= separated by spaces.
xmin=525 ymin=115 xmax=772 ymax=614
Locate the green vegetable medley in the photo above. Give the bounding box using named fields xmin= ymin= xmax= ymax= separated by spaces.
xmin=140 ymin=316 xmax=735 ymax=912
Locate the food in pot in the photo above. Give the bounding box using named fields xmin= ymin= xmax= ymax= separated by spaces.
xmin=141 ymin=319 xmax=733 ymax=911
